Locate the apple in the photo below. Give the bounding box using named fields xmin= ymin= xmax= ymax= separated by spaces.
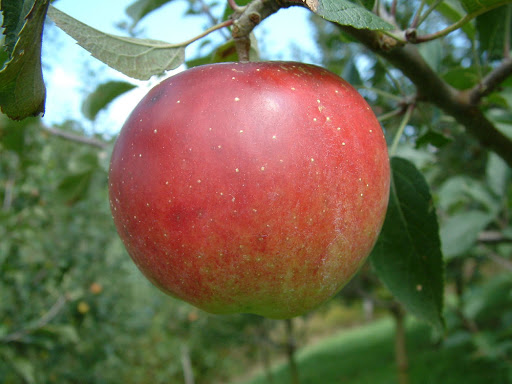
xmin=108 ymin=61 xmax=390 ymax=319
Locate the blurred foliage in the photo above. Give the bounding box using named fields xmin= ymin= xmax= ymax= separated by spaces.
xmin=1 ymin=0 xmax=512 ymax=383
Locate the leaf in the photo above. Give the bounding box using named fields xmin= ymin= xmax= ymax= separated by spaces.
xmin=57 ymin=170 xmax=94 ymax=204
xmin=415 ymin=129 xmax=453 ymax=149
xmin=126 ymin=0 xmax=174 ymax=29
xmin=371 ymin=157 xmax=444 ymax=332
xmin=437 ymin=176 xmax=501 ymax=214
xmin=0 ymin=0 xmax=49 ymax=120
xmin=418 ymin=40 xmax=443 ymax=72
xmin=486 ymin=152 xmax=510 ymax=198
xmin=458 ymin=0 xmax=512 ymax=14
xmin=302 ymin=0 xmax=394 ymax=30
xmin=1 ymin=0 xmax=35 ymax=54
xmin=476 ymin=5 xmax=511 ymax=60
xmin=440 ymin=210 xmax=494 ymax=259
xmin=442 ymin=67 xmax=482 ymax=90
xmin=0 ymin=348 xmax=36 ymax=384
xmin=47 ymin=5 xmax=185 ymax=80
xmin=82 ymin=80 xmax=136 ymax=120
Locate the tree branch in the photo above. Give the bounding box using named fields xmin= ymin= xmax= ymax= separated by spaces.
xmin=42 ymin=125 xmax=108 ymax=149
xmin=340 ymin=26 xmax=512 ymax=167
xmin=469 ymin=58 xmax=512 ymax=104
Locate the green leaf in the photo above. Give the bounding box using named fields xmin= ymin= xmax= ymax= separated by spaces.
xmin=418 ymin=40 xmax=443 ymax=72
xmin=47 ymin=5 xmax=185 ymax=80
xmin=1 ymin=0 xmax=35 ymax=54
xmin=486 ymin=152 xmax=510 ymax=198
xmin=437 ymin=176 xmax=501 ymax=214
xmin=458 ymin=0 xmax=512 ymax=14
xmin=440 ymin=210 xmax=494 ymax=259
xmin=126 ymin=0 xmax=174 ymax=29
xmin=442 ymin=67 xmax=482 ymax=90
xmin=371 ymin=157 xmax=444 ymax=332
xmin=57 ymin=170 xmax=94 ymax=204
xmin=82 ymin=80 xmax=136 ymax=120
xmin=0 ymin=348 xmax=36 ymax=384
xmin=415 ymin=129 xmax=453 ymax=149
xmin=476 ymin=5 xmax=511 ymax=60
xmin=304 ymin=0 xmax=394 ymax=30
xmin=0 ymin=0 xmax=49 ymax=120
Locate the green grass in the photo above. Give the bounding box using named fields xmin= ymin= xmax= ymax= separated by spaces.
xmin=239 ymin=317 xmax=508 ymax=384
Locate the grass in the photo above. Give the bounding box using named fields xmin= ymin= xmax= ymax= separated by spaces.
xmin=238 ymin=317 xmax=508 ymax=384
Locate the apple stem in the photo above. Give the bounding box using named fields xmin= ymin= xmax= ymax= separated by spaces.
xmin=234 ymin=36 xmax=251 ymax=61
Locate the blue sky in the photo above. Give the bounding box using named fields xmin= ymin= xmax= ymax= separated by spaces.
xmin=42 ymin=0 xmax=320 ymax=135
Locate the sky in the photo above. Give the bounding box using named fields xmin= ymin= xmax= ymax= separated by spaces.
xmin=42 ymin=0 xmax=321 ymax=136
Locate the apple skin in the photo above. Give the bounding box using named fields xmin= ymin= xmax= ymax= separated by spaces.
xmin=108 ymin=61 xmax=390 ymax=319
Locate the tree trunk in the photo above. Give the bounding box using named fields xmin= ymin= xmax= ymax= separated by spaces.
xmin=390 ymin=303 xmax=410 ymax=384
xmin=284 ymin=319 xmax=300 ymax=384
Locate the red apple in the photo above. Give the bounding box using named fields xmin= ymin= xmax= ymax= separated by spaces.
xmin=109 ymin=61 xmax=390 ymax=319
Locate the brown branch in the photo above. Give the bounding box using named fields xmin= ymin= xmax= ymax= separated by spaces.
xmin=42 ymin=125 xmax=109 ymax=149
xmin=340 ymin=26 xmax=512 ymax=168
xmin=469 ymin=58 xmax=512 ymax=104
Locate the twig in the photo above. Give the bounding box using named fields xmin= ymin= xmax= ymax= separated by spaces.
xmin=390 ymin=0 xmax=397 ymax=18
xmin=469 ymin=58 xmax=512 ymax=104
xmin=42 ymin=125 xmax=108 ymax=149
xmin=378 ymin=107 xmax=404 ymax=122
xmin=478 ymin=230 xmax=512 ymax=244
xmin=416 ymin=0 xmax=444 ymax=28
xmin=407 ymin=2 xmax=511 ymax=44
xmin=228 ymin=0 xmax=244 ymax=12
xmin=2 ymin=176 xmax=15 ymax=211
xmin=197 ymin=0 xmax=230 ymax=40
xmin=390 ymin=103 xmax=415 ymax=156
xmin=410 ymin=0 xmax=427 ymax=29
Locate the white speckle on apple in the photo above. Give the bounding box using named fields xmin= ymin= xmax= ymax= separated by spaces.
xmin=235 ymin=168 xmax=240 ymax=172
xmin=234 ymin=97 xmax=240 ymax=102
xmin=154 ymin=129 xmax=157 ymax=133
xmin=177 ymin=100 xmax=181 ymax=103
